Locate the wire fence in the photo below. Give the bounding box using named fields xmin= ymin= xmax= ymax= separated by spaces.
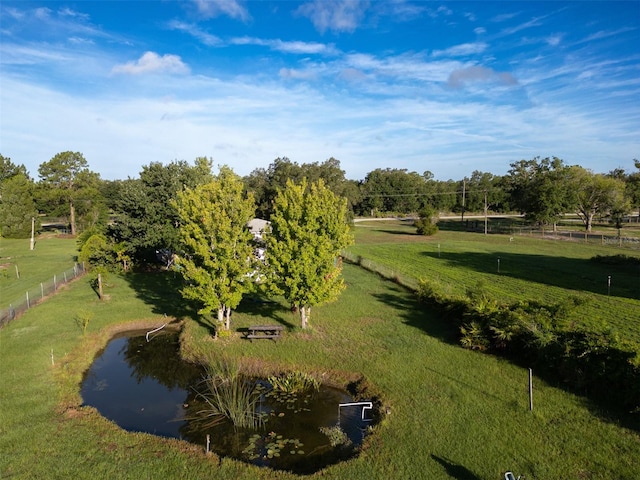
xmin=509 ymin=227 xmax=640 ymax=249
xmin=0 ymin=263 xmax=86 ymax=328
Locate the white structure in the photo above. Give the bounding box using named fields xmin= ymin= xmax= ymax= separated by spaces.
xmin=247 ymin=218 xmax=269 ymax=240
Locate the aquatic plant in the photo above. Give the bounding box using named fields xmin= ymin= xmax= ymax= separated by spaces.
xmin=194 ymin=358 xmax=265 ymax=430
xmin=242 ymin=431 xmax=305 ymax=460
xmin=268 ymin=371 xmax=320 ymax=394
xmin=320 ymin=425 xmax=352 ymax=447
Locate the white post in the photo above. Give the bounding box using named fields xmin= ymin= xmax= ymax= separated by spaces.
xmin=26 ymin=291 xmax=30 ymax=309
xmin=30 ymin=217 xmax=35 ymax=250
xmin=41 ymin=283 xmax=44 ymax=299
xmin=529 ymin=368 xmax=533 ymax=411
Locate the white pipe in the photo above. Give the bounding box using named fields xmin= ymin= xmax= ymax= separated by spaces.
xmin=146 ymin=323 xmax=166 ymax=342
xmin=338 ymin=401 xmax=373 ymax=421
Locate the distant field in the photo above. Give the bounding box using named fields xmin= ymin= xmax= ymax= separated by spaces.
xmin=0 ymin=236 xmax=79 ymax=307
xmin=349 ymin=219 xmax=640 ymax=346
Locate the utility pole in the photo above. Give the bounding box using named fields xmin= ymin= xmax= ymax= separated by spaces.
xmin=461 ymin=178 xmax=466 ymax=223
xmin=484 ymin=190 xmax=488 ymax=235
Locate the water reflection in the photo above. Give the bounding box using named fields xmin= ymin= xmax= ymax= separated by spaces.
xmin=81 ymin=331 xmax=372 ymax=474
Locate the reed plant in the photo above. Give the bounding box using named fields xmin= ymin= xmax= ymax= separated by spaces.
xmin=193 ymin=358 xmax=265 ymax=430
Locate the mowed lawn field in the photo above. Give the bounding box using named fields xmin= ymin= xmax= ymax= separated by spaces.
xmin=349 ymin=219 xmax=640 ymax=347
xmin=0 ymin=233 xmax=639 ymax=479
xmin=1 ymin=236 xmax=80 ymax=308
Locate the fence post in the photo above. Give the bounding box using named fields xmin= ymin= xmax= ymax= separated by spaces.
xmin=64 ymin=272 xmax=67 ymax=283
xmin=26 ymin=291 xmax=30 ymax=309
xmin=54 ymin=275 xmax=57 ymax=290
xmin=41 ymin=283 xmax=44 ymax=299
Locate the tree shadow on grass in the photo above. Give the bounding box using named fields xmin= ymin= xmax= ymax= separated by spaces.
xmin=431 ymin=455 xmax=481 ymax=480
xmin=421 ymin=250 xmax=640 ymax=301
xmin=370 ymin=279 xmax=640 ymax=434
xmin=371 ymin=288 xmax=460 ymax=346
xmin=235 ymin=293 xmax=296 ymax=330
xmin=123 ymin=271 xmax=198 ymax=321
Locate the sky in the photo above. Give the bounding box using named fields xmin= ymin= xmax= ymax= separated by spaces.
xmin=1 ymin=1 xmax=639 ymax=182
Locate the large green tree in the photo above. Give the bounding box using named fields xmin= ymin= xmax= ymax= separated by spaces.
xmin=506 ymin=157 xmax=575 ymax=229
xmin=108 ymin=158 xmax=213 ymax=264
xmin=569 ymin=166 xmax=629 ymax=231
xmin=265 ymin=178 xmax=353 ymax=329
xmin=37 ymin=151 xmax=103 ymax=235
xmin=626 ymin=159 xmax=640 ymax=221
xmin=0 ymin=172 xmax=39 ymax=238
xmin=172 ymin=167 xmax=255 ymax=330
xmin=245 ymin=157 xmax=356 ymax=219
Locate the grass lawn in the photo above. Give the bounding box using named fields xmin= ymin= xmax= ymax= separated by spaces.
xmin=1 ymin=235 xmax=639 ymax=479
xmin=350 ymin=219 xmax=640 ymax=347
xmin=0 ymin=236 xmax=80 ymax=309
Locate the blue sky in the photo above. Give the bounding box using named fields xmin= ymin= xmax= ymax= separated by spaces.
xmin=1 ymin=1 xmax=639 ymax=181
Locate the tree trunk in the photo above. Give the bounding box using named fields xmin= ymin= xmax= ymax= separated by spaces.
xmin=586 ymin=213 xmax=594 ymax=232
xmin=224 ymin=306 xmax=231 ymax=330
xmin=217 ymin=307 xmax=225 ymax=328
xmin=300 ymin=306 xmax=310 ymax=329
xmin=69 ymin=200 xmax=76 ymax=236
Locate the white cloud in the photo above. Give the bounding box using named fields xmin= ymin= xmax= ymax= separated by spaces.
xmin=447 ymin=66 xmax=518 ymax=89
xmin=279 ymin=67 xmax=317 ymax=81
xmin=231 ymin=36 xmax=339 ymax=55
xmin=296 ymin=0 xmax=370 ymax=34
xmin=168 ymin=20 xmax=221 ymax=46
xmin=432 ymin=42 xmax=488 ymax=57
xmin=545 ymin=34 xmax=563 ymax=46
xmin=111 ymin=52 xmax=190 ymax=75
xmin=192 ymin=0 xmax=250 ymax=21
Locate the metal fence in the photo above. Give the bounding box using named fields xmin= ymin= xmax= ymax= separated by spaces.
xmin=510 ymin=227 xmax=640 ymax=249
xmin=0 ymin=263 xmax=86 ymax=328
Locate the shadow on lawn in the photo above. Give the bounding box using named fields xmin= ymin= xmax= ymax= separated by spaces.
xmin=371 ymin=287 xmax=459 ymax=346
xmin=420 ymin=250 xmax=640 ymax=301
xmin=371 ymin=277 xmax=640 ymax=434
xmin=431 ymin=455 xmax=481 ymax=480
xmin=124 ymin=273 xmax=295 ymax=333
xmin=124 ymin=272 xmax=195 ymax=319
xmin=235 ymin=294 xmax=296 ymax=330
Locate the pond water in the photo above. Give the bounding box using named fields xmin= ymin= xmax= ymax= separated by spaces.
xmin=81 ymin=331 xmax=373 ymax=474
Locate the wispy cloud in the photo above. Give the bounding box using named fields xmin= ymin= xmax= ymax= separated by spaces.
xmin=447 ymin=66 xmax=518 ymax=89
xmin=168 ymin=20 xmax=222 ymax=46
xmin=231 ymin=36 xmax=339 ymax=55
xmin=296 ymin=0 xmax=370 ymax=34
xmin=191 ymin=0 xmax=250 ymax=21
xmin=581 ymin=26 xmax=636 ymax=43
xmin=432 ymin=42 xmax=488 ymax=57
xmin=501 ymin=16 xmax=546 ymax=36
xmin=111 ymin=52 xmax=190 ymax=75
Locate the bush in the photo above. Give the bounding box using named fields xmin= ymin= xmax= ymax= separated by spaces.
xmin=414 ymin=205 xmax=439 ymax=236
xmin=415 ymin=278 xmax=640 ymax=413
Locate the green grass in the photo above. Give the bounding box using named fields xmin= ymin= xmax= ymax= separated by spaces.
xmin=1 ymin=233 xmax=639 ymax=479
xmin=350 ymin=220 xmax=640 ymax=346
xmin=1 ymin=236 xmax=80 ymax=307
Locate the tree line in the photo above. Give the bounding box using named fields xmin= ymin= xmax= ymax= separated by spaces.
xmin=2 ymin=152 xmax=640 ymax=244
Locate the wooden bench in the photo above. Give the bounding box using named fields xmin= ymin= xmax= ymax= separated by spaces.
xmin=245 ymin=325 xmax=284 ymax=341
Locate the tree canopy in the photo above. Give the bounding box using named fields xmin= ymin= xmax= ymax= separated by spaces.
xmin=37 ymin=151 xmax=101 ymax=235
xmin=265 ymin=178 xmax=353 ymax=329
xmin=172 ymin=167 xmax=256 ymax=330
xmin=107 ymin=159 xmax=213 ymax=264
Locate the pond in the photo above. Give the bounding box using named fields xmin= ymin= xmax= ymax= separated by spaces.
xmin=81 ymin=330 xmax=374 ymax=474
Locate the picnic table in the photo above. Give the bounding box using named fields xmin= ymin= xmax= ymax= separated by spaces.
xmin=245 ymin=324 xmax=284 ymax=341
